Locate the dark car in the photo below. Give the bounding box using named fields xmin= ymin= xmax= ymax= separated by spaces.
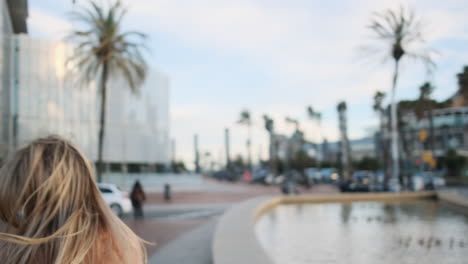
xmin=340 ymin=171 xmax=373 ymax=192
xmin=250 ymin=168 xmax=272 ymax=184
xmin=213 ymin=169 xmax=239 ymax=181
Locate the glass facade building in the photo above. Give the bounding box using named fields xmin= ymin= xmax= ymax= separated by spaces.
xmin=401 ymin=106 xmax=468 ymax=157
xmin=1 ymin=35 xmax=170 ymax=165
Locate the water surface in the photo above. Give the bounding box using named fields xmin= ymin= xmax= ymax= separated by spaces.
xmin=256 ymin=200 xmax=468 ymax=264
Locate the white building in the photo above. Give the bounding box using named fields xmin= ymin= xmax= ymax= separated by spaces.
xmin=1 ymin=0 xmax=28 ymax=155
xmin=1 ymin=35 xmax=170 ymax=167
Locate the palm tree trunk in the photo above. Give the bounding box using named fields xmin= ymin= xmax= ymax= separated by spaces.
xmin=97 ymin=62 xmax=109 ymax=183
xmin=269 ymin=131 xmax=273 ymax=172
xmin=380 ymin=111 xmax=388 ymax=179
xmin=225 ymin=128 xmax=231 ymax=169
xmin=428 ymin=107 xmax=435 ymax=153
xmin=338 ymin=108 xmax=350 ymax=180
xmin=247 ymin=124 xmax=252 ymax=172
xmin=390 ymin=59 xmax=400 ymax=186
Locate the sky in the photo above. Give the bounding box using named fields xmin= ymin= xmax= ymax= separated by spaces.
xmin=28 ymin=0 xmax=468 ymax=168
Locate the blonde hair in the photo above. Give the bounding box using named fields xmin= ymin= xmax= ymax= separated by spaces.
xmin=0 ymin=136 xmax=147 ymax=264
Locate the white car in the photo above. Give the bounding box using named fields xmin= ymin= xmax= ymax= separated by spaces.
xmin=98 ymin=183 xmax=132 ymax=217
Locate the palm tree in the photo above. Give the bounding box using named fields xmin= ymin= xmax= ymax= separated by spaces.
xmin=373 ymin=91 xmax=387 ymax=178
xmin=307 ymin=106 xmax=322 ymax=162
xmin=417 ymin=82 xmax=435 ymax=153
xmin=373 ymin=92 xmax=386 ymax=141
xmin=224 ymin=128 xmax=231 ymax=169
xmin=68 ymin=1 xmax=148 ymax=182
xmin=365 ymin=6 xmax=435 ymax=183
xmin=337 ymin=101 xmax=351 ymax=179
xmin=306 ymin=106 xmax=322 ymax=138
xmin=238 ymin=110 xmax=252 ymax=171
xmin=456 ymin=66 xmax=468 ymax=105
xmin=373 ymin=91 xmax=386 ymax=116
xmin=263 ymin=114 xmax=275 ymax=174
xmin=284 ymin=116 xmax=300 ymax=171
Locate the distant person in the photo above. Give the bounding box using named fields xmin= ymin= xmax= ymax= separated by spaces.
xmin=0 ymin=136 xmax=147 ymax=264
xmin=130 ymin=180 xmax=146 ymax=218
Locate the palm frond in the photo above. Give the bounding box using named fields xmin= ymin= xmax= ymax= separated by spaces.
xmin=361 ymin=5 xmax=435 ymax=69
xmin=237 ymin=110 xmax=252 ymax=126
xmin=406 ymin=49 xmax=437 ymax=76
xmin=67 ymin=0 xmax=148 ymax=93
xmin=373 ymin=91 xmax=386 ymax=112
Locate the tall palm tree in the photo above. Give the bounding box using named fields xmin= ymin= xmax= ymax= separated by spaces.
xmin=456 ymin=66 xmax=468 ymax=105
xmin=224 ymin=128 xmax=231 ymax=169
xmin=307 ymin=106 xmax=322 ymax=137
xmin=263 ymin=114 xmax=275 ymax=174
xmin=68 ymin=1 xmax=148 ymax=182
xmin=307 ymin=106 xmax=322 ymax=162
xmin=365 ymin=6 xmax=435 ymax=183
xmin=373 ymin=91 xmax=387 ymax=177
xmin=373 ymin=92 xmax=386 ymax=141
xmin=417 ymin=82 xmax=435 ymax=153
xmin=238 ymin=110 xmax=252 ymax=171
xmin=337 ymin=101 xmax=351 ymax=179
xmin=373 ymin=91 xmax=386 ymax=116
xmin=284 ymin=116 xmax=300 ymax=171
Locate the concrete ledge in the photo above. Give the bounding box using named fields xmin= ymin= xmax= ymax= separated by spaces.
xmin=212 ymin=196 xmax=275 ymax=264
xmin=213 ymin=191 xmax=438 ymax=264
xmin=254 ymin=191 xmax=437 ymax=220
xmin=437 ymin=191 xmax=468 ymax=215
xmin=150 ymin=219 xmax=218 ymax=264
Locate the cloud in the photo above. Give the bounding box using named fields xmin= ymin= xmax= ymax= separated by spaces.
xmin=121 ymin=0 xmax=467 ymax=105
xmin=28 ymin=0 xmax=468 ymax=167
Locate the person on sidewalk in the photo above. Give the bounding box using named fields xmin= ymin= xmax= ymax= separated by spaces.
xmin=130 ymin=180 xmax=146 ymax=218
xmin=0 ymin=136 xmax=147 ymax=264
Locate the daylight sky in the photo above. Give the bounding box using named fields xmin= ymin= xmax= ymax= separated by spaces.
xmin=28 ymin=0 xmax=468 ymax=167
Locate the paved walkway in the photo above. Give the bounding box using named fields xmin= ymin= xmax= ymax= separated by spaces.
xmin=145 ymin=180 xmax=338 ymax=205
xmin=149 ymin=219 xmax=218 ymax=264
xmin=124 ymin=181 xmax=340 ymax=261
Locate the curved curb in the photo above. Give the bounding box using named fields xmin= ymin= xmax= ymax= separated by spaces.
xmin=212 ymin=196 xmax=275 ymax=264
xmin=150 ymin=219 xmax=218 ymax=264
xmin=437 ymin=190 xmax=468 ymax=215
xmin=212 ymin=191 xmax=438 ymax=264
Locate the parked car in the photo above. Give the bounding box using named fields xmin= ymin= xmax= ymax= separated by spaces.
xmin=213 ymin=169 xmax=239 ymax=181
xmin=369 ymin=171 xmax=386 ymax=192
xmin=265 ymin=174 xmax=286 ymax=185
xmin=432 ymin=176 xmax=446 ymax=189
xmin=305 ymin=168 xmax=321 ymax=183
xmin=385 ymin=178 xmax=401 ymax=192
xmin=98 ymin=183 xmax=132 ymax=217
xmin=411 ymin=172 xmax=446 ymax=191
xmin=250 ymin=168 xmax=271 ymax=184
xmin=320 ymin=168 xmax=339 ymax=183
xmin=340 ymin=171 xmax=374 ymax=192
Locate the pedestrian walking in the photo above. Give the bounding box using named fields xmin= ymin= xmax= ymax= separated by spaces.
xmin=131 ymin=180 xmax=146 ymax=218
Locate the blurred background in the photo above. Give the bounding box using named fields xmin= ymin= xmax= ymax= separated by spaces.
xmin=1 ymin=0 xmax=467 ymax=188
xmin=1 ymin=0 xmax=468 ymax=263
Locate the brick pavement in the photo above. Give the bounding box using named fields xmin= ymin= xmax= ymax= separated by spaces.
xmin=125 ymin=219 xmax=205 ymax=257
xmin=145 ymin=181 xmax=339 ymax=205
xmin=124 ymin=182 xmax=339 ymax=259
